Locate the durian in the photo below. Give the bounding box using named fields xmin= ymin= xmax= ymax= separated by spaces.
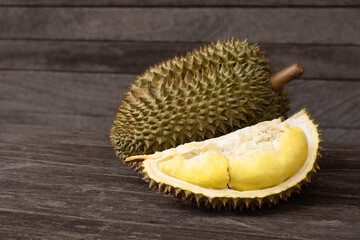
xmin=110 ymin=38 xmax=303 ymax=163
xmin=126 ymin=109 xmax=320 ymax=210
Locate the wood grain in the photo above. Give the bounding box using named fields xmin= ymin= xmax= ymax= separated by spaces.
xmin=0 ymin=71 xmax=359 ymax=144
xmin=318 ymin=128 xmax=360 ymax=146
xmin=0 ymin=123 xmax=110 ymax=147
xmin=0 ymin=71 xmax=133 ymax=117
xmin=286 ymin=79 xmax=360 ymax=129
xmin=0 ymin=8 xmax=359 ymax=44
xmin=0 ymin=124 xmax=359 ymax=239
xmin=1 ymin=40 xmax=359 ymax=79
xmin=0 ymin=2 xmax=358 ymax=239
xmin=0 ymin=0 xmax=358 ymax=7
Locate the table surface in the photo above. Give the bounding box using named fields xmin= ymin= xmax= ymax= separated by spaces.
xmin=0 ymin=123 xmax=359 ymax=240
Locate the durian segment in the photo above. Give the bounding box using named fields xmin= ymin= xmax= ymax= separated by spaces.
xmin=111 ymin=38 xmax=289 ymax=160
xmin=228 ymin=126 xmax=308 ymax=190
xmin=159 ymin=153 xmax=229 ymax=189
xmin=128 ymin=109 xmax=319 ymax=200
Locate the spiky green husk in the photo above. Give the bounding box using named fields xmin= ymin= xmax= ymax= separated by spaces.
xmin=110 ymin=38 xmax=289 ymax=161
xmin=140 ymin=162 xmax=319 ymax=210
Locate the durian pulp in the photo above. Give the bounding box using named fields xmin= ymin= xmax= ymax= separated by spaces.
xmin=158 ymin=126 xmax=308 ymax=191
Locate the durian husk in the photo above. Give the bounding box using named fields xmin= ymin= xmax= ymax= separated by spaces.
xmin=127 ymin=109 xmax=321 ymax=210
xmin=110 ymin=38 xmax=290 ymax=163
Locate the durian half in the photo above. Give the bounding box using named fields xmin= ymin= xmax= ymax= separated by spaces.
xmin=126 ymin=109 xmax=320 ymax=210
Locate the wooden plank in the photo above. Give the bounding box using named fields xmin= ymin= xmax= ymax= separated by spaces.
xmin=318 ymin=128 xmax=360 ymax=146
xmin=0 ymin=0 xmax=359 ymax=7
xmin=1 ymin=40 xmax=359 ymax=79
xmin=0 ymin=123 xmax=110 ymax=147
xmin=286 ymin=79 xmax=360 ymax=129
xmin=0 ymin=8 xmax=359 ymax=44
xmin=0 ymin=71 xmax=359 ymax=143
xmin=0 ymin=71 xmax=134 ymax=121
xmin=264 ymin=44 xmax=360 ymax=80
xmin=0 ymin=112 xmax=114 ymax=132
xmin=0 ymin=124 xmax=359 ymax=239
xmin=0 ymin=211 xmax=272 ymax=240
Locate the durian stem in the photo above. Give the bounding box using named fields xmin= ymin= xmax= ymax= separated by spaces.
xmin=270 ymin=64 xmax=303 ymax=91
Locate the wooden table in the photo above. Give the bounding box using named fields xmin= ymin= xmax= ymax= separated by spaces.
xmin=0 ymin=1 xmax=359 ymax=239
xmin=0 ymin=123 xmax=359 ymax=239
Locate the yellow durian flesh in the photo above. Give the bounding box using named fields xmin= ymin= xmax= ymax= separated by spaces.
xmin=158 ymin=126 xmax=308 ymax=191
xmin=228 ymin=126 xmax=307 ymax=190
xmin=127 ymin=109 xmax=319 ymax=202
xmin=159 ymin=153 xmax=229 ymax=189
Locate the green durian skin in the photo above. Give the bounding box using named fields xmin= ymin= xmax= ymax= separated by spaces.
xmin=110 ymin=38 xmax=289 ymax=161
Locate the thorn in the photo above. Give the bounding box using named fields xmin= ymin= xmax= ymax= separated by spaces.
xmin=175 ymin=188 xmax=182 ymax=197
xmin=158 ymin=182 xmax=165 ymax=191
xmin=244 ymin=199 xmax=251 ymax=208
xmin=195 ymin=194 xmax=203 ymax=203
xmin=141 ymin=173 xmax=149 ymax=181
xmin=221 ymin=198 xmax=228 ymax=207
xmin=149 ymin=180 xmax=157 ymax=189
xmin=184 ymin=190 xmax=192 ymax=199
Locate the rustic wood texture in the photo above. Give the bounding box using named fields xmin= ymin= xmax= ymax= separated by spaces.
xmin=0 ymin=0 xmax=359 ymax=7
xmin=0 ymin=8 xmax=359 ymax=44
xmin=1 ymin=71 xmax=359 ymax=144
xmin=0 ymin=3 xmax=359 ymax=238
xmin=0 ymin=124 xmax=359 ymax=239
xmin=1 ymin=40 xmax=359 ymax=80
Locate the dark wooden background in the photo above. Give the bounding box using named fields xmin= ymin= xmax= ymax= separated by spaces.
xmin=0 ymin=1 xmax=359 ymax=239
xmin=0 ymin=0 xmax=359 ymax=144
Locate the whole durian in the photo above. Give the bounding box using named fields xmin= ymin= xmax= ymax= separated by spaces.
xmin=110 ymin=38 xmax=303 ymax=163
